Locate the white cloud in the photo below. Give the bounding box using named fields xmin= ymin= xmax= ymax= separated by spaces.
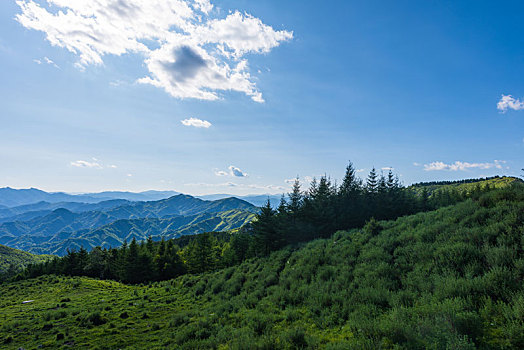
xmin=423 ymin=160 xmax=505 ymax=171
xmin=70 ymin=160 xmax=102 ymax=169
xmin=127 ymin=173 xmax=133 ymax=177
xmin=356 ymin=169 xmax=365 ymax=173
xmin=193 ymin=0 xmax=213 ymax=14
xmin=33 ymin=56 xmax=59 ymax=68
xmin=229 ymin=165 xmax=247 ymax=177
xmin=497 ymin=94 xmax=524 ymax=112
xmin=214 ymin=169 xmax=228 ymax=176
xmin=381 ymin=167 xmax=394 ymax=171
xmin=109 ymin=164 xmax=118 ymax=168
xmin=184 ymin=182 xmax=285 ymax=191
xmin=181 ymin=117 xmax=212 ymax=128
xmin=413 ymin=162 xmax=420 ymax=166
xmin=16 ymin=0 xmax=292 ymax=102
xmin=109 ymin=80 xmax=125 ymax=87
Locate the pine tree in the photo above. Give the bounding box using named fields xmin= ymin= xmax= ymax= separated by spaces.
xmin=252 ymin=199 xmax=283 ymax=256
xmin=277 ymin=194 xmax=288 ymax=215
xmin=288 ymin=177 xmax=303 ymax=215
xmin=146 ymin=235 xmax=154 ymax=254
xmin=339 ymin=161 xmax=359 ymax=196
xmin=366 ymin=167 xmax=379 ymax=194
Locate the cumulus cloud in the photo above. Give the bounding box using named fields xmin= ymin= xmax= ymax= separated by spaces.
xmin=214 ymin=169 xmax=228 ymax=176
xmin=423 ymin=160 xmax=505 ymax=171
xmin=16 ymin=0 xmax=292 ymax=102
xmin=181 ymin=117 xmax=212 ymax=128
xmin=229 ymin=165 xmax=247 ymax=177
xmin=70 ymin=160 xmax=102 ymax=168
xmin=497 ymin=95 xmax=524 ymax=112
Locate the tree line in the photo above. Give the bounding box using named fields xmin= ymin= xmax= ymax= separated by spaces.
xmin=10 ymin=161 xmax=497 ymax=284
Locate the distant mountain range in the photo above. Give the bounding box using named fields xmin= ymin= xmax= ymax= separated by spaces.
xmin=0 ymin=193 xmax=258 ymax=256
xmin=197 ymin=194 xmax=284 ymax=208
xmin=0 ymin=187 xmax=181 ymax=207
xmin=0 ymin=187 xmax=283 ymax=208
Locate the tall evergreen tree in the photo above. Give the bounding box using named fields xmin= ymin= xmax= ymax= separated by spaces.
xmin=252 ymin=199 xmax=283 ymax=256
xmin=366 ymin=167 xmax=379 ymax=194
xmin=288 ymin=177 xmax=303 ymax=215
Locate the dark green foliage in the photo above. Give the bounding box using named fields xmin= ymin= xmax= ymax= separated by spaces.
xmin=0 ymin=244 xmax=53 ymax=278
xmin=2 ymin=183 xmax=523 ymax=348
xmin=11 ymin=162 xmax=517 ymax=286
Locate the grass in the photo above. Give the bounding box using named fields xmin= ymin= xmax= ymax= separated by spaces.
xmin=1 ymin=184 xmax=523 ymax=349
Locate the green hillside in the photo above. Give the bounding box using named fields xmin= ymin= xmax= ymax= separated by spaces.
xmin=0 ymin=244 xmax=52 ymax=275
xmin=1 ymin=183 xmax=523 ymax=349
xmin=409 ymin=175 xmax=521 ymax=195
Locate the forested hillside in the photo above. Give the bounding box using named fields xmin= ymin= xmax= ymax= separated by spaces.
xmin=0 ymin=244 xmax=52 ymax=276
xmin=0 ymin=195 xmax=257 ymax=255
xmin=13 ymin=164 xmax=520 ymax=283
xmin=1 ymin=182 xmax=523 ymax=349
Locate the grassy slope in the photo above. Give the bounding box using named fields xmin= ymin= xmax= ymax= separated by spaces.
xmin=409 ymin=175 xmax=521 ymax=196
xmin=0 ymin=245 xmax=53 ymax=274
xmin=1 ymin=184 xmax=523 ymax=349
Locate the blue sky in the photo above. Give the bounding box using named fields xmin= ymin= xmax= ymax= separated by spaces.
xmin=0 ymin=0 xmax=523 ymax=195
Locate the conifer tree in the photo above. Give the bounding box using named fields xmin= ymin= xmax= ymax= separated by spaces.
xmin=288 ymin=177 xmax=303 ymax=215
xmin=252 ymin=199 xmax=283 ymax=256
xmin=366 ymin=167 xmax=379 ymax=194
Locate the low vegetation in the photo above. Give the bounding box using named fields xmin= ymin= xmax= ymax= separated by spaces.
xmin=1 ymin=181 xmax=523 ymax=348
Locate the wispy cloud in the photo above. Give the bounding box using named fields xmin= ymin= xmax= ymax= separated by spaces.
xmin=497 ymin=95 xmax=524 ymax=112
xmin=181 ymin=117 xmax=212 ymax=128
xmin=109 ymin=80 xmax=126 ymax=87
xmin=284 ymin=175 xmax=316 ymax=184
xmin=214 ymin=169 xmax=228 ymax=176
xmin=423 ymin=160 xmax=505 ymax=171
xmin=16 ymin=0 xmax=292 ymax=102
xmin=33 ymin=56 xmax=59 ymax=68
xmin=184 ymin=182 xmax=285 ymax=191
xmin=70 ymin=158 xmax=119 ymax=170
xmin=70 ymin=160 xmax=102 ymax=169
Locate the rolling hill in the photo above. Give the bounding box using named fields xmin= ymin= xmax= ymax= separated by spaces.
xmin=1 ymin=183 xmax=523 ymax=348
xmin=0 ymin=244 xmax=52 ymax=275
xmin=17 ymin=209 xmax=255 ymax=256
xmin=0 ymin=195 xmax=258 ymax=255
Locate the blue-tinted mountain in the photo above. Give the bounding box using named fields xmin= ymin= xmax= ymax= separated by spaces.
xmin=0 ymin=187 xmax=113 ymax=207
xmin=0 ymin=199 xmax=131 ymax=223
xmin=197 ymin=194 xmax=284 ymax=208
xmin=0 ymin=188 xmax=180 ymax=208
xmin=5 ymin=209 xmax=255 ymax=256
xmin=0 ymin=194 xmax=258 ymax=255
xmin=78 ymin=190 xmax=180 ymax=202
